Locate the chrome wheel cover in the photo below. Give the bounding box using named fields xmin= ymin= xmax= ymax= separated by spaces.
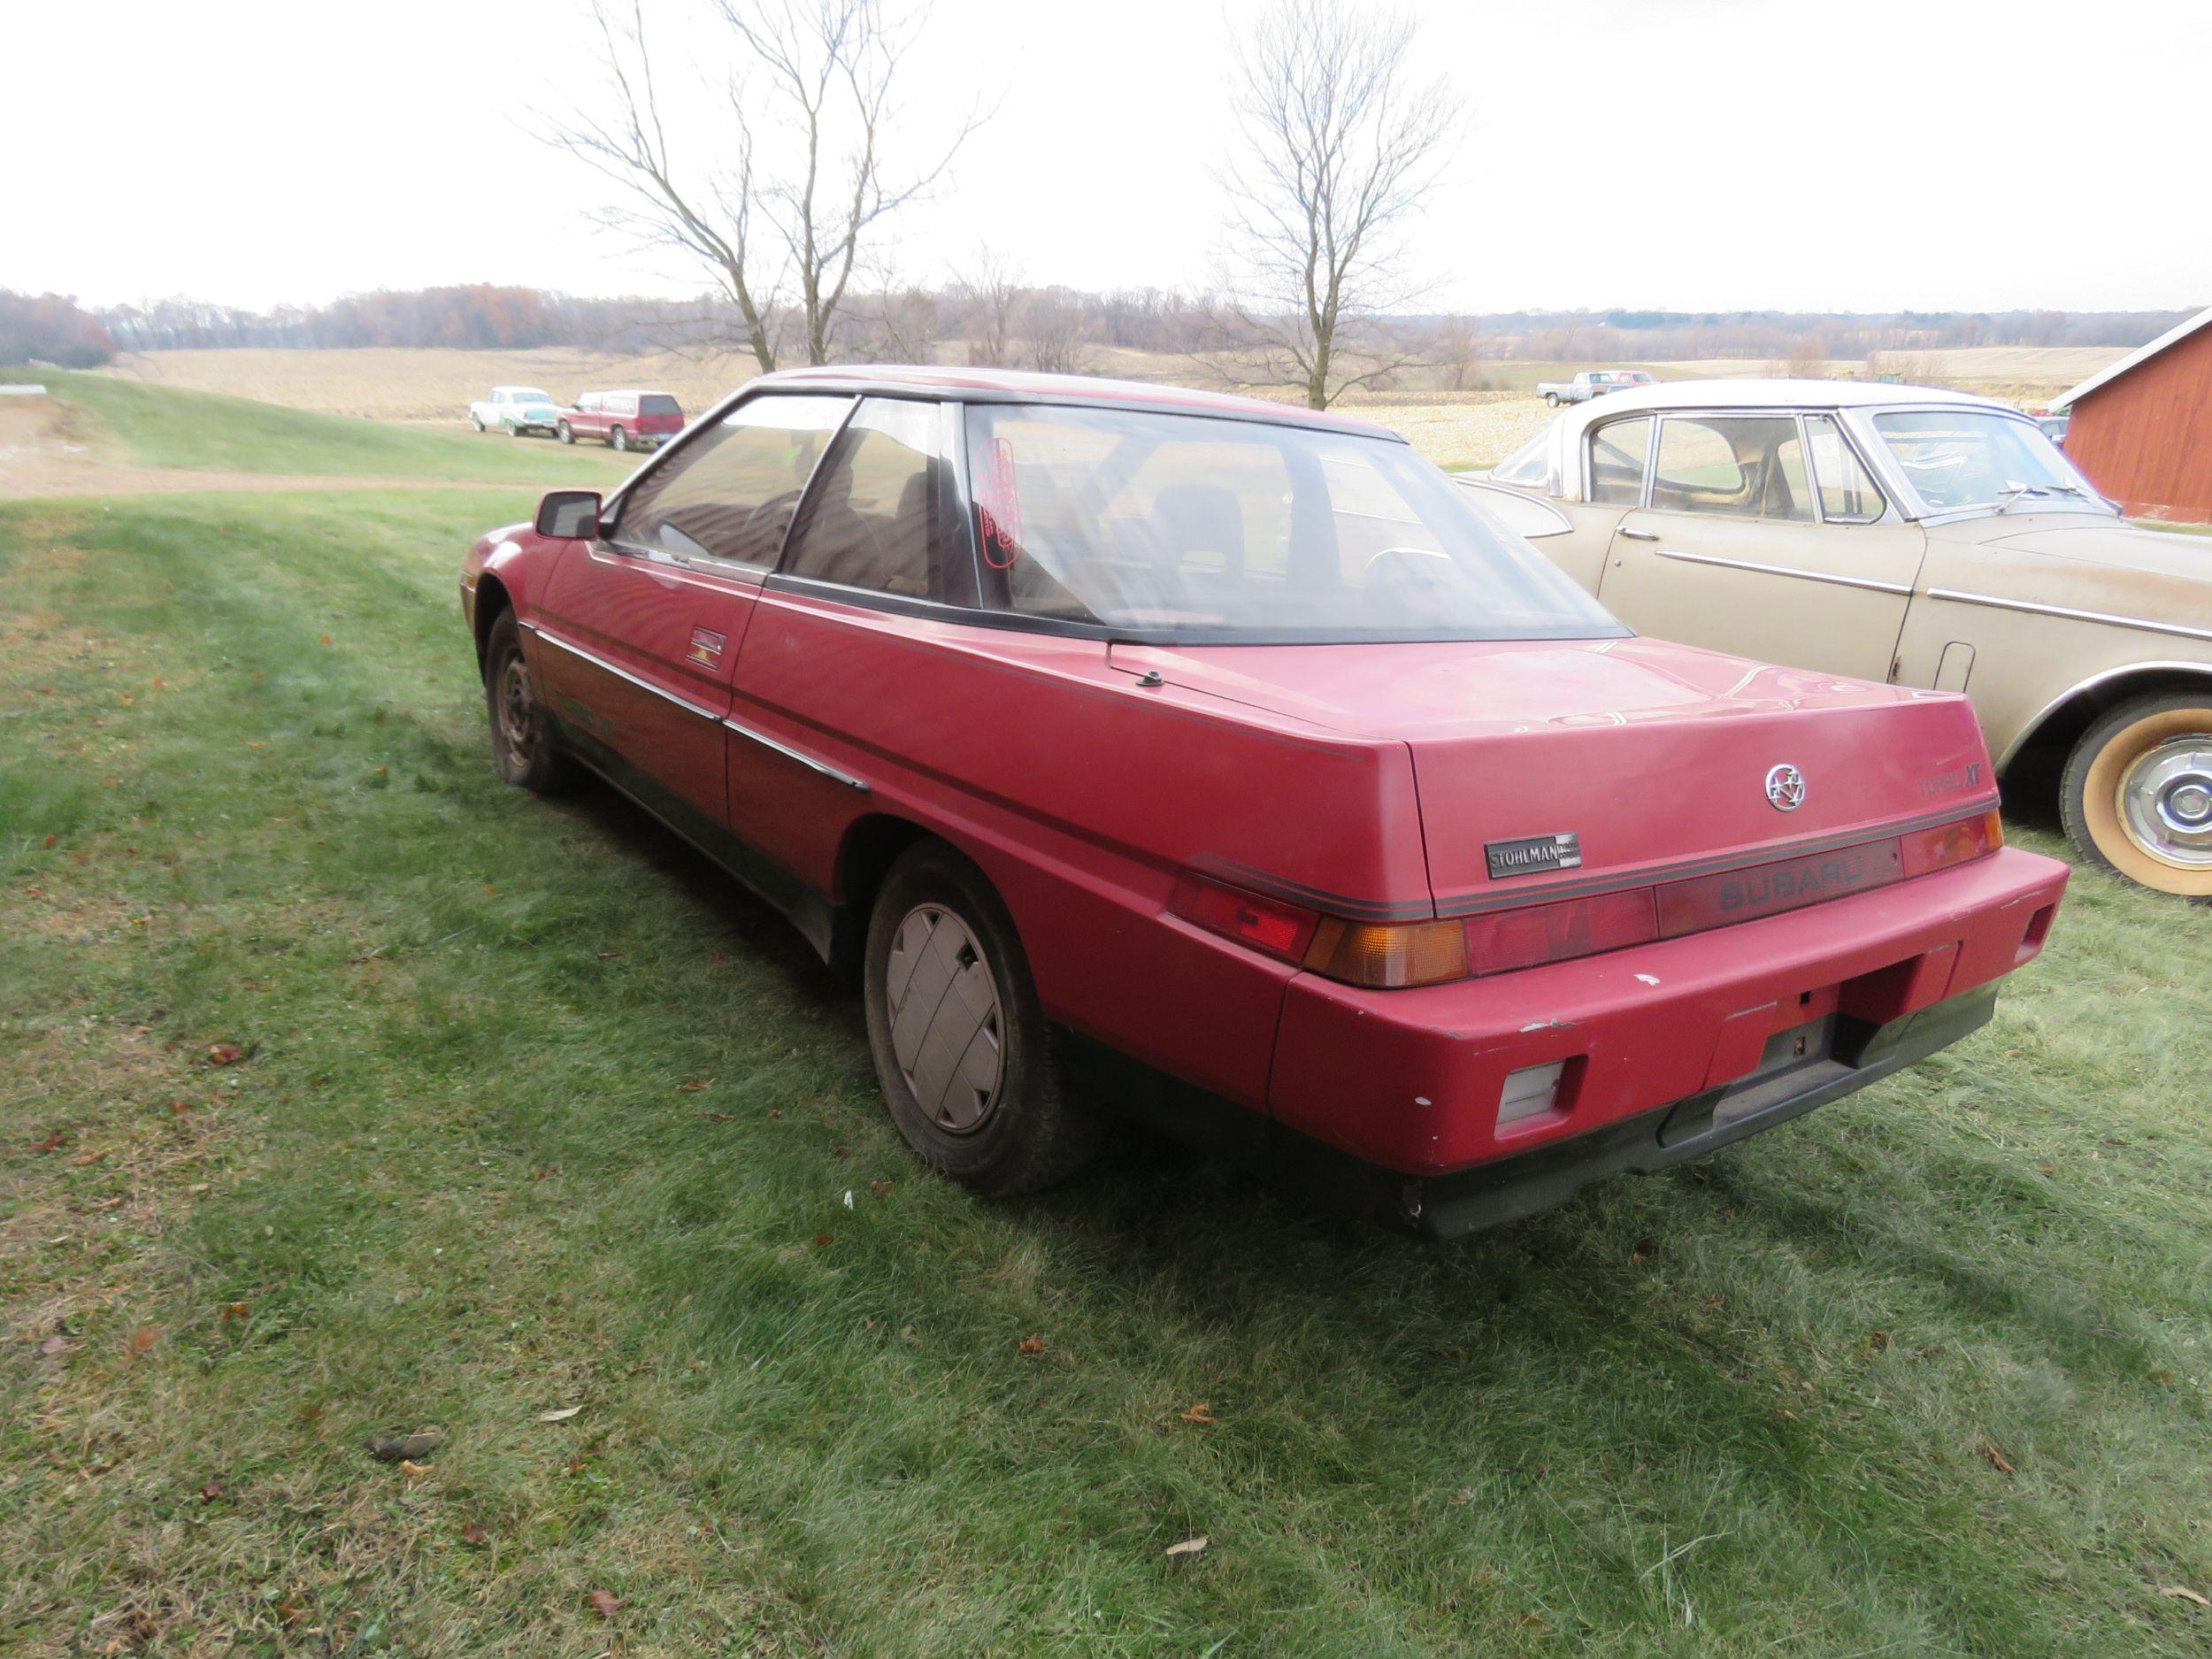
xmin=885 ymin=903 xmax=1004 ymax=1134
xmin=496 ymin=654 xmax=537 ymax=762
xmin=2121 ymin=734 xmax=2212 ymax=869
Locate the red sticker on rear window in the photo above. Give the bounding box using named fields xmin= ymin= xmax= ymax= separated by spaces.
xmin=977 ymin=436 xmax=1024 ymax=570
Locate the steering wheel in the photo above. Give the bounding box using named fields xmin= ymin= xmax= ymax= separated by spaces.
xmin=734 ymin=488 xmax=807 ymax=562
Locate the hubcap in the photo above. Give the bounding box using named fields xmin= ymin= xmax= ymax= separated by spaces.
xmin=885 ymin=904 xmax=1004 ymax=1134
xmin=2120 ymin=735 xmax=2212 ymax=869
xmin=497 ymin=654 xmax=537 ymax=760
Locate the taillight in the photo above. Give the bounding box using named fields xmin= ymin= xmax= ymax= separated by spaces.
xmin=1305 ymin=918 xmax=1470 ymax=988
xmin=1167 ymin=872 xmax=1321 ymax=964
xmin=1170 ymin=807 xmax=2002 ymax=989
xmin=1901 ymin=806 xmax=2003 ymax=878
xmin=1462 ymin=887 xmax=1658 ymax=977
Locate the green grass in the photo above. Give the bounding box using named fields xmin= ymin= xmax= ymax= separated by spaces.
xmin=25 ymin=369 xmax=630 ymax=485
xmin=4 ymin=484 xmax=2211 ymax=1657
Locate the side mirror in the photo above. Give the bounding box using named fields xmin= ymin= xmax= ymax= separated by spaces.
xmin=535 ymin=489 xmax=602 ymax=540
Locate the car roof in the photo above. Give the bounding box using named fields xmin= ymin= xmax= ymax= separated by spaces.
xmin=1553 ymin=375 xmax=2012 ymax=433
xmin=749 ymin=364 xmax=1401 ymax=439
xmin=580 ymin=388 xmax=676 ymax=398
xmin=491 ymin=385 xmax=549 ymax=396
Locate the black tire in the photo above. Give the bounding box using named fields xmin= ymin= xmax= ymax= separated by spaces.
xmin=863 ymin=841 xmax=1100 ymax=1196
xmin=482 ymin=611 xmax=577 ymax=795
xmin=1544 ymin=391 xmax=1561 ymax=408
xmin=2060 ymin=690 xmax=2212 ymax=899
xmin=557 ymin=420 xmax=574 ymax=444
xmin=611 ymin=425 xmax=630 ymax=453
xmin=508 ymin=421 xmax=525 ymax=438
xmin=471 ymin=414 xmax=486 ymax=432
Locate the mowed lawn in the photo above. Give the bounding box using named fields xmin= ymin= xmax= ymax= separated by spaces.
xmin=4 ymin=473 xmax=2212 ymax=1657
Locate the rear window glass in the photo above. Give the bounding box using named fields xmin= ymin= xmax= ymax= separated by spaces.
xmin=641 ymin=395 xmax=681 ymax=417
xmin=963 ymin=403 xmax=1623 ymax=642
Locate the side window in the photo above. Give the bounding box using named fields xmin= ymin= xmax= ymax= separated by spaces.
xmin=1653 ymin=415 xmax=1812 ymax=520
xmin=780 ymin=398 xmax=956 ymax=602
xmin=1588 ymin=415 xmax=1651 ymax=505
xmin=610 ymin=395 xmax=849 ymax=568
xmin=1805 ymin=414 xmax=1886 ymax=523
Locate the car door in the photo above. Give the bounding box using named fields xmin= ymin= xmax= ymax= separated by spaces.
xmin=532 ymin=392 xmax=852 ymax=824
xmin=722 ymin=396 xmax=971 ymax=912
xmin=1596 ymin=410 xmax=1923 ymax=684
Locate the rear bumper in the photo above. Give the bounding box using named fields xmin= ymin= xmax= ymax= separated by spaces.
xmin=1267 ymin=847 xmax=2068 ymax=1198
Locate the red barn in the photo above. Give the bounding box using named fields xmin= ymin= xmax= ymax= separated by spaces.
xmin=2056 ymin=304 xmax=2212 ymax=523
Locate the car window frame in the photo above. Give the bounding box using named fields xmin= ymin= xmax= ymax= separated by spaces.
xmin=1648 ymin=411 xmax=1816 ymax=523
xmin=769 ymin=396 xmax=979 ymax=609
xmin=1800 ymin=411 xmax=1889 ymax=526
xmin=597 ymin=388 xmax=859 ymax=580
xmin=1586 ymin=412 xmax=1657 ymax=507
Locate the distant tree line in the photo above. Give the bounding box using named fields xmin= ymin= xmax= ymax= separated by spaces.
xmin=0 ymin=291 xmax=119 ymax=368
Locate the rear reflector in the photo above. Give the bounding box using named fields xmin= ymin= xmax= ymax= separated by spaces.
xmin=1498 ymin=1060 xmax=1565 ymax=1126
xmin=1166 ymin=872 xmax=1319 ymax=964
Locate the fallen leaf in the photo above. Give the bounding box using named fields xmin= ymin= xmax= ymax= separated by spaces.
xmin=319 ymin=634 xmax=333 ymax=646
xmin=1177 ymin=1403 xmax=1217 ymax=1425
xmin=831 ymin=1142 xmax=850 ymax=1157
xmin=1865 ymin=1331 xmax=1891 ymax=1354
xmin=220 ymin=1301 xmax=249 ymax=1323
xmin=31 ymin=1131 xmax=67 ymax=1153
xmin=1448 ymin=1487 xmax=1475 ymax=1506
xmin=297 ymin=1403 xmax=325 ymax=1423
xmin=198 ymin=1480 xmax=223 ymax=1502
xmin=765 ymin=1108 xmax=784 ymax=1119
xmin=1018 ymin=1334 xmax=1046 ymax=1356
xmin=1164 ymin=1534 xmax=1209 ymax=1559
xmin=813 ymin=1234 xmax=833 ymax=1248
xmin=587 ymin=1589 xmax=624 ymax=1619
xmin=1984 ymin=1444 xmax=2016 ymax=1474
xmin=695 ymin=1110 xmax=734 ymax=1122
xmin=42 ymin=834 xmax=57 ymax=849
xmin=127 ymin=1325 xmax=161 ymax=1356
xmin=167 ymin=1099 xmax=194 ymax=1116
xmin=2160 ymin=1586 xmax=2210 ymax=1607
xmin=364 ymin=1431 xmax=440 ymax=1463
xmin=536 ymin=1405 xmax=584 ymax=1423
xmin=565 ymin=1452 xmax=589 ymax=1476
xmin=460 ymin=1521 xmax=489 ymax=1546
xmin=870 ymin=1179 xmax=893 ymax=1197
xmin=278 ymin=1594 xmax=306 ymax=1628
xmin=679 ymin=1079 xmax=708 ymax=1092
xmin=205 ymin=1042 xmax=247 ymax=1066
xmin=399 ymin=1459 xmax=434 ymax=1479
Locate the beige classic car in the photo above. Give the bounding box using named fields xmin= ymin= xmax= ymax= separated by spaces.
xmin=1468 ymin=380 xmax=2212 ymax=897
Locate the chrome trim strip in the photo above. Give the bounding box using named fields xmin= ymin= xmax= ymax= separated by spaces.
xmin=1656 ymin=548 xmax=1914 ymax=595
xmin=721 ymin=715 xmax=870 ymax=792
xmin=1995 ymin=658 xmax=2212 ymax=769
xmin=1924 ymin=588 xmax=2212 ymax=644
xmin=520 ymin=622 xmax=724 ymax=721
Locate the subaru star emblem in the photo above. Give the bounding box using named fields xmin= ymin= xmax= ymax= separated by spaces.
xmin=1765 ymin=764 xmax=1807 ymax=811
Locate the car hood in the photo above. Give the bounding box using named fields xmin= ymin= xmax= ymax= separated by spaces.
xmin=1111 ymin=637 xmax=1994 ymax=907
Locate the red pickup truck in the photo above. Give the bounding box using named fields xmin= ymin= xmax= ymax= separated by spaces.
xmin=557 ymin=390 xmax=685 ymax=452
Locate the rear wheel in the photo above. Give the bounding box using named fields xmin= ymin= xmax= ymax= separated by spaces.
xmin=862 ymin=841 xmax=1100 ymax=1195
xmin=2061 ymin=691 xmax=2212 ymax=898
xmin=1545 ymin=391 xmax=1561 ymax=408
xmin=611 ymin=425 xmax=630 ymax=452
xmin=482 ymin=611 xmax=576 ymax=795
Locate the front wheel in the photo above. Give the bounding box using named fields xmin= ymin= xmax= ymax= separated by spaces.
xmin=863 ymin=842 xmax=1100 ymax=1196
xmin=2061 ymin=691 xmax=2212 ymax=898
xmin=611 ymin=425 xmax=630 ymax=452
xmin=471 ymin=414 xmax=486 ymax=432
xmin=482 ymin=611 xmax=577 ymax=795
xmin=557 ymin=421 xmax=574 ymax=444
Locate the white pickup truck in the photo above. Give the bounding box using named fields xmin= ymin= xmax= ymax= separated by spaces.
xmin=1536 ymin=369 xmax=1655 ymax=407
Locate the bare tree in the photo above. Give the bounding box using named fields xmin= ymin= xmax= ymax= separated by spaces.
xmin=951 ymin=246 xmax=1021 ymax=368
xmin=1432 ymin=313 xmax=1481 ymax=391
xmin=1210 ymin=0 xmax=1462 ymax=409
xmin=551 ymin=0 xmax=982 ymax=371
xmin=1018 ymin=287 xmax=1094 ymax=375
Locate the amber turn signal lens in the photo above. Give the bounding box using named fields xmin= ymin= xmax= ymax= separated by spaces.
xmin=1900 ymin=807 xmax=2004 ymax=879
xmin=1303 ymin=917 xmax=1471 ymax=988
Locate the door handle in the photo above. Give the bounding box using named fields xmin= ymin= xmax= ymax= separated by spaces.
xmin=1617 ymin=527 xmax=1659 ymax=541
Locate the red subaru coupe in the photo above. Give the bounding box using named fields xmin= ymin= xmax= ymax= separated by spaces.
xmin=459 ymin=367 xmax=2068 ymax=1237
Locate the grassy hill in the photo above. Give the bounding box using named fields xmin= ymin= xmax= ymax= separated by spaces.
xmin=28 ymin=369 xmax=631 ymax=485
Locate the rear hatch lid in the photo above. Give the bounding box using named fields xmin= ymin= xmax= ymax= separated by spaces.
xmin=1110 ymin=637 xmax=1995 ymax=916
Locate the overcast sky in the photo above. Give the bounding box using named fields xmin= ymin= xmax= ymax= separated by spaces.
xmin=11 ymin=0 xmax=2207 ymax=316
